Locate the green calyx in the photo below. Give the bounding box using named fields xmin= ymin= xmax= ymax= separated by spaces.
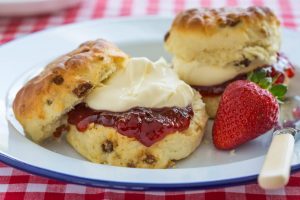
xmin=247 ymin=68 xmax=287 ymax=103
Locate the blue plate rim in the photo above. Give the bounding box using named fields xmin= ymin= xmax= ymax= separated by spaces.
xmin=1 ymin=151 xmax=300 ymax=191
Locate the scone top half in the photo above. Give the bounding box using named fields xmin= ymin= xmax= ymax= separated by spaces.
xmin=164 ymin=7 xmax=296 ymax=117
xmin=165 ymin=7 xmax=280 ymax=65
xmin=13 ymin=39 xmax=128 ymax=143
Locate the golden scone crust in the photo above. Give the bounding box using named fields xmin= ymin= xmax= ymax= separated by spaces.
xmin=168 ymin=6 xmax=279 ymax=34
xmin=13 ymin=39 xmax=128 ymax=143
xmin=202 ymin=95 xmax=221 ymax=118
xmin=67 ymin=92 xmax=208 ymax=169
xmin=165 ymin=6 xmax=280 ymax=63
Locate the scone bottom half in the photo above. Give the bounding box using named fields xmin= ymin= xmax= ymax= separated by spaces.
xmin=66 ymin=92 xmax=207 ymax=169
xmin=164 ymin=6 xmax=296 ymax=118
xmin=13 ymin=39 xmax=208 ymax=169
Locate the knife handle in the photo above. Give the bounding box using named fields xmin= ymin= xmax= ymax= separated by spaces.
xmin=258 ymin=131 xmax=295 ymax=189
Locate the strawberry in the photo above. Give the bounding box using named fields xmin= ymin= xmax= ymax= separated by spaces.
xmin=212 ymin=80 xmax=279 ymax=150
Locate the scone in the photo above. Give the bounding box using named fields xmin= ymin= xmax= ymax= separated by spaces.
xmin=13 ymin=39 xmax=208 ymax=169
xmin=165 ymin=7 xmax=295 ymax=118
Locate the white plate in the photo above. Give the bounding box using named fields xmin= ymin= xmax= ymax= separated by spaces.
xmin=0 ymin=0 xmax=83 ymax=16
xmin=1 ymin=16 xmax=300 ymax=190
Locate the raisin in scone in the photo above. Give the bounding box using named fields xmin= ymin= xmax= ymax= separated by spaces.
xmin=164 ymin=6 xmax=295 ymax=118
xmin=13 ymin=39 xmax=208 ymax=169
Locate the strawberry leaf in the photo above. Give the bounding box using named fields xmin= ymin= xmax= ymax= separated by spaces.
xmin=247 ymin=68 xmax=288 ymax=102
xmin=258 ymin=77 xmax=272 ymax=89
xmin=269 ymin=84 xmax=287 ymax=99
xmin=248 ymin=68 xmax=267 ymax=84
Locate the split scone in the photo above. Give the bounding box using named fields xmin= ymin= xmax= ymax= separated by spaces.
xmin=164 ymin=7 xmax=295 ymax=118
xmin=13 ymin=39 xmax=208 ymax=169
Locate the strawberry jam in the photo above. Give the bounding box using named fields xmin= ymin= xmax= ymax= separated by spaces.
xmin=267 ymin=53 xmax=295 ymax=84
xmin=67 ymin=103 xmax=193 ymax=147
xmin=192 ymin=53 xmax=295 ymax=96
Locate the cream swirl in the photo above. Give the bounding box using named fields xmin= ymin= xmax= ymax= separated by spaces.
xmin=85 ymin=57 xmax=194 ymax=111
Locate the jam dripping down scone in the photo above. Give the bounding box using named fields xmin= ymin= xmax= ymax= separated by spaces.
xmin=13 ymin=39 xmax=208 ymax=169
xmin=164 ymin=6 xmax=295 ymax=118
